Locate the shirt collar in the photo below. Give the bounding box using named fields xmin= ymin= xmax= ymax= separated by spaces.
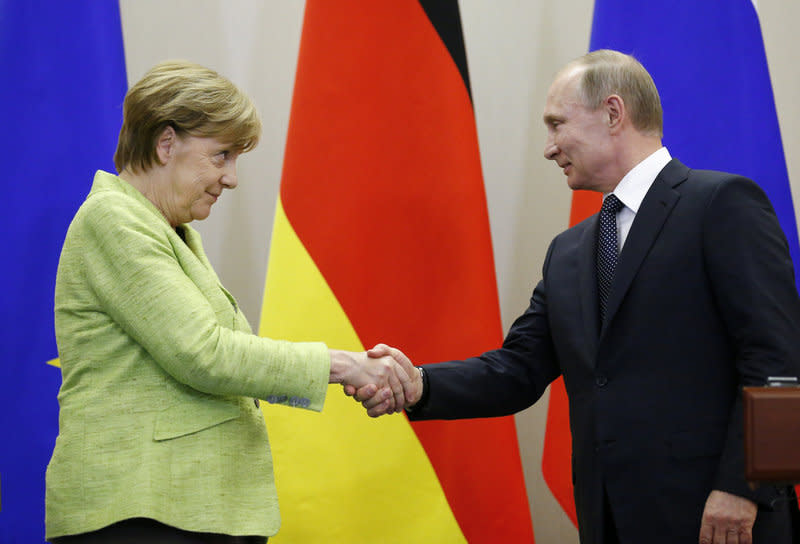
xmin=606 ymin=147 xmax=672 ymax=213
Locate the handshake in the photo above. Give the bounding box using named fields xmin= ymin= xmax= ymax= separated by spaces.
xmin=329 ymin=344 xmax=422 ymax=417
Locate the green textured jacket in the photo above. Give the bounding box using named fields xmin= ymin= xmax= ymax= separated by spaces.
xmin=46 ymin=170 xmax=330 ymax=539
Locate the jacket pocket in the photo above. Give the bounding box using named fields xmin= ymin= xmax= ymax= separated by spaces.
xmin=153 ymin=399 xmax=240 ymax=441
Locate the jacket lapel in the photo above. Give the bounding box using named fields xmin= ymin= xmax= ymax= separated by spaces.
xmin=174 ymin=225 xmax=239 ymax=326
xmin=578 ymin=214 xmax=601 ymax=352
xmin=600 ymin=159 xmax=688 ymax=337
xmin=97 ymin=174 xmax=239 ymax=328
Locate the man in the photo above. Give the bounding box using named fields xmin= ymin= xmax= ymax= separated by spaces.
xmin=352 ymin=50 xmax=800 ymax=543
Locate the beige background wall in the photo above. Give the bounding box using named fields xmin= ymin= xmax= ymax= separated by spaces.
xmin=119 ymin=1 xmax=800 ymax=542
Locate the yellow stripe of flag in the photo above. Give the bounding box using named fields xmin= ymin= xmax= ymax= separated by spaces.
xmin=259 ymin=198 xmax=466 ymax=542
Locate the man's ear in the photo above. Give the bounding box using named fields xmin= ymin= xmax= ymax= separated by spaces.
xmin=155 ymin=125 xmax=177 ymax=165
xmin=606 ymin=94 xmax=624 ymax=132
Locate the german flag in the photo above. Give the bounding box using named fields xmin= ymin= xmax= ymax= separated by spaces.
xmin=259 ymin=1 xmax=534 ymax=541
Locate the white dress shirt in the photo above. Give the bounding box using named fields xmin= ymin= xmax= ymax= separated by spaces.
xmin=605 ymin=147 xmax=672 ymax=253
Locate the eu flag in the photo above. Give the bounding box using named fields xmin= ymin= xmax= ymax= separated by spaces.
xmin=0 ymin=2 xmax=127 ymax=541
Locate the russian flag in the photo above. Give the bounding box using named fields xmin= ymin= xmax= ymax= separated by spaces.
xmin=543 ymin=0 xmax=800 ymax=529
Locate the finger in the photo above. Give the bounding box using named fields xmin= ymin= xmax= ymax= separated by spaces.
xmin=389 ymin=346 xmax=414 ymax=372
xmin=738 ymin=528 xmax=751 ymax=544
xmin=391 ymin=350 xmax=417 ymax=402
xmin=725 ymin=529 xmax=741 ymax=544
xmin=373 ymin=346 xmax=417 ymax=403
xmin=367 ymin=343 xmax=391 ymax=358
xmin=385 ymin=360 xmax=405 ymax=413
xmin=343 ymin=384 xmax=357 ymax=397
xmin=362 ymin=387 xmax=392 ymax=409
xmin=382 ymin=372 xmax=398 ymax=413
xmin=372 ymin=344 xmax=413 ymax=370
xmin=353 ymin=384 xmax=377 ymax=402
xmin=388 ymin=358 xmax=413 ymax=408
xmin=699 ymin=520 xmax=713 ymax=544
xmin=712 ymin=525 xmax=725 ymax=544
xmin=367 ymin=398 xmax=394 ymax=418
xmin=350 ymin=383 xmax=377 ymax=400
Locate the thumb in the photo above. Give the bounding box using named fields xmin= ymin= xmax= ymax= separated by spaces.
xmin=367 ymin=343 xmax=390 ymax=358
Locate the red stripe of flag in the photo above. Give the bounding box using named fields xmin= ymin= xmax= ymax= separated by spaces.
xmin=281 ymin=1 xmax=534 ymax=541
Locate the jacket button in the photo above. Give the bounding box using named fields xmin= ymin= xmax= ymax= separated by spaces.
xmin=595 ymin=374 xmax=608 ymax=387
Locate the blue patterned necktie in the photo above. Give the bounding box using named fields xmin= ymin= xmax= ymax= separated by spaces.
xmin=597 ymin=193 xmax=624 ymax=325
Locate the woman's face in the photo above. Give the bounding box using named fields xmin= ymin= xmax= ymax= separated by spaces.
xmin=158 ymin=133 xmax=240 ymax=226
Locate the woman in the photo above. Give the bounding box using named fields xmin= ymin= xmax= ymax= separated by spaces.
xmin=46 ymin=61 xmax=415 ymax=543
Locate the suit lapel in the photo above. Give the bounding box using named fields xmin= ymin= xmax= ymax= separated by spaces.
xmin=600 ymin=160 xmax=688 ymax=337
xmin=578 ymin=214 xmax=601 ymax=352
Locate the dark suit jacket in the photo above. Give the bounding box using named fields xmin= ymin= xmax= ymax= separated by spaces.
xmin=408 ymin=160 xmax=800 ymax=543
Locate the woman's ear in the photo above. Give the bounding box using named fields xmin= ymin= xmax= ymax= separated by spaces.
xmin=155 ymin=125 xmax=177 ymax=164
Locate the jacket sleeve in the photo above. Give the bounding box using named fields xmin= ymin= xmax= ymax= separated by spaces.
xmin=74 ymin=191 xmax=330 ymax=411
xmin=702 ymin=176 xmax=800 ymax=505
xmin=409 ymin=242 xmax=561 ymax=420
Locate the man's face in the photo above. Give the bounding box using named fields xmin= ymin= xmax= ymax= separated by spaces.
xmin=542 ymin=69 xmax=615 ymax=192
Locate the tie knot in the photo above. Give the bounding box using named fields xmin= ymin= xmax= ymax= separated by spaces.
xmin=602 ymin=194 xmax=624 ymax=214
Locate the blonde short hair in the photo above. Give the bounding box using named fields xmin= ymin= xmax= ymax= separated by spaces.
xmin=114 ymin=60 xmax=261 ymax=173
xmin=566 ymin=49 xmax=663 ymax=138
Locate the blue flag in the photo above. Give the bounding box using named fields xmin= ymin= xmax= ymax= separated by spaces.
xmin=0 ymin=2 xmax=127 ymax=541
xmin=590 ymin=0 xmax=800 ymax=293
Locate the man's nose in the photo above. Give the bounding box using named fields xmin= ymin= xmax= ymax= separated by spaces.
xmin=543 ymin=137 xmax=558 ymax=160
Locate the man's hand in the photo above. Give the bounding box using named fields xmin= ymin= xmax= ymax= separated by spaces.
xmin=342 ymin=344 xmax=422 ymax=417
xmin=698 ymin=490 xmax=757 ymax=544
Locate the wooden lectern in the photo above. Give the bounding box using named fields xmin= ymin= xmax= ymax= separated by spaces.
xmin=743 ymin=382 xmax=800 ymax=482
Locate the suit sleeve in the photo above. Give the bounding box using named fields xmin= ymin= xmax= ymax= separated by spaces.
xmin=74 ymin=192 xmax=330 ymax=410
xmin=702 ymin=176 xmax=800 ymax=504
xmin=408 ymin=241 xmax=562 ymax=420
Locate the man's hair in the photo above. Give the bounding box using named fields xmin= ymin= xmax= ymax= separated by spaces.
xmin=114 ymin=60 xmax=261 ymax=173
xmin=568 ymin=49 xmax=663 ymax=138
